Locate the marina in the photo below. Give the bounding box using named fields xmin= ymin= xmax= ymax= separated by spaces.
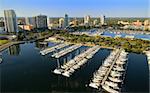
xmin=0 ymin=42 xmax=149 ymax=93
xmin=89 ymin=49 xmax=128 ymax=93
xmin=53 ymin=45 xmax=100 ymax=77
xmin=72 ymin=29 xmax=150 ymax=41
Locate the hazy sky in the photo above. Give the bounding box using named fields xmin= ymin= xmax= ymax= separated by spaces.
xmin=0 ymin=0 xmax=149 ymax=17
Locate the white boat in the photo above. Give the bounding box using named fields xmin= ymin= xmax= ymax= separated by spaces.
xmin=116 ymin=60 xmax=125 ymax=65
xmin=103 ymin=62 xmax=111 ymax=67
xmin=105 ymin=81 xmax=119 ymax=90
xmin=89 ymin=83 xmax=99 ymax=89
xmin=120 ymin=58 xmax=127 ymax=62
xmin=108 ymin=77 xmax=122 ymax=83
xmin=102 ymin=84 xmax=119 ymax=93
xmin=113 ymin=66 xmax=125 ymax=72
xmin=110 ymin=71 xmax=122 ymax=77
xmin=62 ymin=71 xmax=70 ymax=77
xmin=92 ymin=77 xmax=103 ymax=83
xmin=53 ymin=69 xmax=62 ymax=74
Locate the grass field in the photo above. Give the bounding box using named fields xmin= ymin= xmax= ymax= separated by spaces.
xmin=0 ymin=40 xmax=9 ymax=46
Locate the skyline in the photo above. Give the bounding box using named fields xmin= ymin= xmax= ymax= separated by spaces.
xmin=0 ymin=0 xmax=150 ymax=17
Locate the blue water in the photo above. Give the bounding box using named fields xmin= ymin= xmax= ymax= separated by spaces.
xmin=0 ymin=42 xmax=149 ymax=93
xmin=101 ymin=31 xmax=150 ymax=40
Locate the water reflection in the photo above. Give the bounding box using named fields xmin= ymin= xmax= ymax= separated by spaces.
xmin=1 ymin=42 xmax=148 ymax=92
xmin=8 ymin=44 xmax=20 ymax=56
xmin=35 ymin=41 xmax=48 ymax=49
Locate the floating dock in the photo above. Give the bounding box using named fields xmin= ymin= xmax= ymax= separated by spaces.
xmin=51 ymin=45 xmax=82 ymax=58
xmin=53 ymin=46 xmax=100 ymax=77
xmin=89 ymin=49 xmax=128 ymax=93
xmin=40 ymin=43 xmax=69 ymax=55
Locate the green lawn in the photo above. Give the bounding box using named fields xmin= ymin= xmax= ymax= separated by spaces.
xmin=0 ymin=40 xmax=9 ymax=46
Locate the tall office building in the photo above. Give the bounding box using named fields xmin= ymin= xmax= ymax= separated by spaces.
xmin=25 ymin=17 xmax=37 ymax=28
xmin=84 ymin=15 xmax=91 ymax=26
xmin=100 ymin=15 xmax=105 ymax=25
xmin=17 ymin=17 xmax=26 ymax=25
xmin=72 ymin=18 xmax=78 ymax=26
xmin=0 ymin=17 xmax=5 ymax=33
xmin=25 ymin=17 xmax=30 ymax=25
xmin=4 ymin=10 xmax=18 ymax=33
xmin=59 ymin=18 xmax=64 ymax=28
xmin=36 ymin=15 xmax=47 ymax=28
xmin=64 ymin=14 xmax=69 ymax=28
xmin=93 ymin=19 xmax=98 ymax=26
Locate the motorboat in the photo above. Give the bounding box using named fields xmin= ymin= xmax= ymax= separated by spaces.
xmin=113 ymin=66 xmax=125 ymax=72
xmin=105 ymin=81 xmax=119 ymax=90
xmin=108 ymin=77 xmax=122 ymax=83
xmin=89 ymin=82 xmax=99 ymax=89
xmin=110 ymin=71 xmax=122 ymax=77
xmin=116 ymin=60 xmax=125 ymax=65
xmin=53 ymin=69 xmax=62 ymax=74
xmin=62 ymin=71 xmax=71 ymax=77
xmin=102 ymin=84 xmax=119 ymax=93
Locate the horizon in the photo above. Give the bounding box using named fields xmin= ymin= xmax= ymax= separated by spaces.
xmin=0 ymin=0 xmax=149 ymax=17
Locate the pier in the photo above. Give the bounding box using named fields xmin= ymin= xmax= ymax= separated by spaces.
xmin=40 ymin=43 xmax=69 ymax=55
xmin=51 ymin=44 xmax=82 ymax=58
xmin=53 ymin=46 xmax=100 ymax=77
xmin=101 ymin=50 xmax=121 ymax=85
xmin=89 ymin=49 xmax=128 ymax=93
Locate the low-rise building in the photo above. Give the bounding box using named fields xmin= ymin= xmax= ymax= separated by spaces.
xmin=18 ymin=25 xmax=34 ymax=31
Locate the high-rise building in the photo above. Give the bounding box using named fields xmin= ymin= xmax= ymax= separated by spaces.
xmin=17 ymin=17 xmax=26 ymax=25
xmin=36 ymin=15 xmax=47 ymax=28
xmin=25 ymin=17 xmax=37 ymax=28
xmin=4 ymin=10 xmax=18 ymax=33
xmin=25 ymin=17 xmax=31 ymax=25
xmin=0 ymin=17 xmax=5 ymax=33
xmin=59 ymin=18 xmax=64 ymax=28
xmin=84 ymin=15 xmax=91 ymax=26
xmin=144 ymin=20 xmax=150 ymax=26
xmin=100 ymin=15 xmax=105 ymax=25
xmin=72 ymin=18 xmax=78 ymax=26
xmin=64 ymin=14 xmax=69 ymax=28
xmin=93 ymin=19 xmax=98 ymax=26
xmin=144 ymin=20 xmax=150 ymax=31
xmin=69 ymin=18 xmax=78 ymax=27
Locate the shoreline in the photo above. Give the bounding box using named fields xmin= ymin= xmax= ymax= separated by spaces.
xmin=0 ymin=41 xmax=25 ymax=52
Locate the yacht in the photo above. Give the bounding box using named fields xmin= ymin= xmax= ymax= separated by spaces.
xmin=102 ymin=84 xmax=119 ymax=93
xmin=108 ymin=76 xmax=122 ymax=83
xmin=105 ymin=81 xmax=119 ymax=90
xmin=89 ymin=82 xmax=99 ymax=89
xmin=110 ymin=71 xmax=122 ymax=77
xmin=113 ymin=66 xmax=125 ymax=72
xmin=53 ymin=69 xmax=62 ymax=74
xmin=62 ymin=71 xmax=71 ymax=77
xmin=116 ymin=60 xmax=125 ymax=65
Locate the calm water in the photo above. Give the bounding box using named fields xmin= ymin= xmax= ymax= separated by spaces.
xmin=102 ymin=31 xmax=150 ymax=41
xmin=0 ymin=42 xmax=149 ymax=93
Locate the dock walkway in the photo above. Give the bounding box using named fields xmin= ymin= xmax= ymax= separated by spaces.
xmin=101 ymin=49 xmax=121 ymax=86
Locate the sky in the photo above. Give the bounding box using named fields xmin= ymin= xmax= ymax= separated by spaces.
xmin=0 ymin=0 xmax=150 ymax=17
